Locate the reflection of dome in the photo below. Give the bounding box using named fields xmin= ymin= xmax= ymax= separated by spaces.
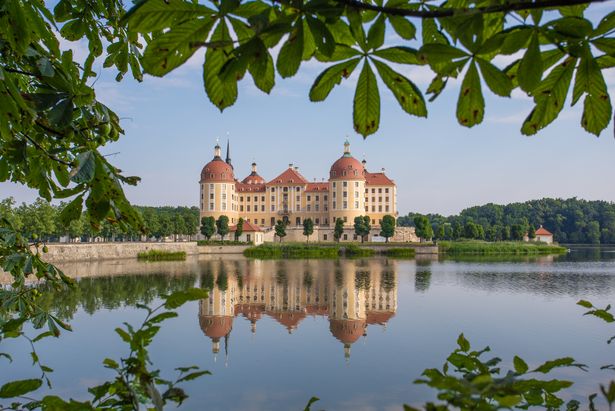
xmin=237 ymin=304 xmax=264 ymax=322
xmin=329 ymin=140 xmax=364 ymax=180
xmin=329 ymin=319 xmax=366 ymax=344
xmin=306 ymin=305 xmax=328 ymax=316
xmin=270 ymin=311 xmax=306 ymax=333
xmin=201 ymin=158 xmax=234 ymax=182
xmin=366 ymin=311 xmax=395 ymax=325
xmin=199 ymin=315 xmax=233 ymax=339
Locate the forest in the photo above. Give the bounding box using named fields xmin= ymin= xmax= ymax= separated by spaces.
xmin=399 ymin=198 xmax=615 ymax=244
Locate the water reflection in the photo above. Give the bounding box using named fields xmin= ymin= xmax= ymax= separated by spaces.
xmin=197 ymin=259 xmax=398 ymax=360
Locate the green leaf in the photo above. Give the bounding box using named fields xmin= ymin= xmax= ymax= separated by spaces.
xmin=148 ymin=311 xmax=179 ymax=324
xmin=514 ymin=355 xmax=529 ymax=374
xmin=59 ymin=195 xmax=84 ymax=226
xmin=164 ymin=288 xmax=209 ymax=309
xmin=248 ymin=46 xmax=275 ymax=94
xmin=594 ymin=10 xmax=615 ymax=36
xmin=372 ymin=59 xmax=426 ymax=118
xmin=389 ymin=16 xmax=415 ymax=40
xmin=476 ymin=58 xmax=513 ymax=97
xmin=353 ymin=61 xmax=380 ymax=136
xmin=457 ymin=333 xmax=470 ymax=352
xmin=277 ymin=23 xmax=304 ymax=78
xmin=456 ymin=61 xmax=484 ymax=128
xmin=577 ymin=299 xmax=594 ymax=308
xmin=367 ymin=15 xmax=385 ymax=50
xmin=309 ymin=58 xmax=361 ymax=101
xmin=518 ymin=32 xmax=542 ymax=93
xmin=522 ymin=57 xmax=576 ymax=135
xmin=307 ymin=17 xmax=335 ymax=57
xmin=142 ymin=17 xmax=215 ymax=76
xmin=533 ymin=357 xmax=585 ymax=373
xmin=419 ymin=44 xmax=468 ymax=66
xmin=204 ymin=21 xmax=238 ymax=111
xmin=70 ymin=151 xmax=96 ymax=184
xmin=592 ymin=38 xmax=615 ymax=56
xmin=124 ymin=0 xmax=213 ymax=32
xmin=0 ymin=379 xmax=42 ymax=398
xmin=372 ymin=47 xmax=419 ymax=64
xmin=304 ymin=396 xmax=320 ymax=411
xmin=177 ymin=370 xmax=211 ymax=383
xmin=59 ymin=19 xmax=86 ymax=41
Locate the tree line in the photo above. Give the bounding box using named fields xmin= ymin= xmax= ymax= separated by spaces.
xmin=0 ymin=197 xmax=199 ymax=242
xmin=399 ymin=198 xmax=615 ymax=244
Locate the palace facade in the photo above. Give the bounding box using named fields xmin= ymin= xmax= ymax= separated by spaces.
xmin=199 ymin=140 xmax=397 ymax=231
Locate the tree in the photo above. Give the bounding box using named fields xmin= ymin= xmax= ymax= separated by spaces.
xmin=216 ymin=216 xmax=230 ymax=241
xmin=334 ymin=218 xmax=344 ymax=243
xmin=414 ymin=215 xmax=433 ymax=242
xmin=511 ymin=224 xmax=525 ymax=241
xmin=303 ymin=218 xmax=314 ymax=243
xmin=353 ymin=216 xmax=370 ymax=243
xmin=275 ymin=220 xmax=287 ymax=243
xmin=200 ymin=216 xmax=216 ymax=241
xmin=380 ymin=215 xmax=396 ymax=243
xmin=528 ymin=225 xmax=536 ymax=240
xmin=235 ymin=217 xmax=244 ymax=242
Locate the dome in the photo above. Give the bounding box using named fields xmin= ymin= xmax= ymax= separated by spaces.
xmin=329 ymin=140 xmax=364 ymax=180
xmin=329 ymin=156 xmax=364 ymax=180
xmin=201 ymin=158 xmax=234 ymax=183
xmin=329 ymin=319 xmax=366 ymax=344
xmin=242 ymin=173 xmax=265 ymax=185
xmin=199 ymin=315 xmax=233 ymax=339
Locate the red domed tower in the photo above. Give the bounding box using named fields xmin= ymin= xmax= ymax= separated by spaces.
xmin=241 ymin=162 xmax=265 ymax=185
xmin=328 ymin=140 xmax=366 ymax=226
xmin=199 ymin=142 xmax=239 ymax=225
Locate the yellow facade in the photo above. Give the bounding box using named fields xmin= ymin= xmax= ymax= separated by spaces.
xmin=199 ymin=141 xmax=398 ymax=231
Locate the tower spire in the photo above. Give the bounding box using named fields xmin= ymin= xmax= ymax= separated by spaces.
xmin=225 ymin=139 xmax=232 ymax=169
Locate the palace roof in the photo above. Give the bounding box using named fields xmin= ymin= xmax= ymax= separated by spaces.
xmin=241 ymin=172 xmax=265 ymax=185
xmin=200 ymin=158 xmax=234 ymax=183
xmin=329 ymin=319 xmax=366 ymax=344
xmin=365 ymin=171 xmax=395 ymax=186
xmin=329 ymin=156 xmax=364 ymax=180
xmin=267 ymin=167 xmax=309 ymax=185
xmin=306 ymin=182 xmax=329 ymax=192
xmin=199 ymin=315 xmax=233 ymax=339
xmin=236 ymin=182 xmax=266 ymax=192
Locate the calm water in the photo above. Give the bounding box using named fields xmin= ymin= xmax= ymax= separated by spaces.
xmin=4 ymin=246 xmax=615 ymax=410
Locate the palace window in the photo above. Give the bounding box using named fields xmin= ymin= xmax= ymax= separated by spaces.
xmin=247 ymin=205 xmax=250 ymax=212
xmin=254 ymin=196 xmax=258 ymax=202
xmin=296 ymin=195 xmax=300 ymax=202
xmin=316 ymin=218 xmax=320 ymax=225
xmin=240 ymin=205 xmax=244 ymax=212
xmin=296 ymin=204 xmax=300 ymax=211
xmin=324 ymin=195 xmax=328 ymax=201
xmin=379 ymin=197 xmax=382 ymax=202
xmin=378 ymin=205 xmax=382 ymax=212
xmin=272 ymin=205 xmax=276 ymax=211
xmin=332 ymin=182 xmax=336 ymax=188
xmin=386 ymin=205 xmax=390 ymax=212
xmin=261 ymin=219 xmax=265 ymax=225
xmin=333 ymin=201 xmax=336 ymax=209
xmin=210 ymin=203 xmax=214 ymax=210
xmin=247 ymin=196 xmax=250 ymax=202
xmin=343 ymin=191 xmax=347 ymax=198
xmin=271 ymin=195 xmax=275 ymax=202
xmin=372 ymin=206 xmax=375 ymax=212
xmin=222 ymin=184 xmax=227 ymax=190
xmin=323 ymin=234 xmax=328 ymax=240
xmin=354 ymin=191 xmax=359 ymax=198
xmin=372 ymin=196 xmax=375 ymax=202
xmin=385 ymin=197 xmax=389 ymax=202
xmin=222 ymin=193 xmax=227 ymax=200
xmin=343 ymin=171 xmax=347 ymax=176
xmin=372 ymin=219 xmax=376 ymax=225
xmin=343 ymin=181 xmax=347 ymax=187
xmin=343 ymin=201 xmax=348 ymax=209
xmin=343 ymin=234 xmax=348 ymax=240
xmin=222 ymin=203 xmax=227 ymax=211
xmin=355 ymin=201 xmax=359 ymax=208
xmin=333 ymin=192 xmax=336 ymax=198
xmin=315 ymin=204 xmax=319 ymax=211
xmin=210 ymin=193 xmax=214 ymax=200
xmin=283 ymin=187 xmax=288 ymax=192
xmin=261 ymin=205 xmax=265 ymax=212
xmin=271 ymin=188 xmax=275 ymax=192
xmin=355 ymin=181 xmax=359 ymax=187
xmin=296 ymin=187 xmax=300 ymax=191
xmin=324 ymin=205 xmax=328 ymax=211
xmin=378 ymin=188 xmax=382 ymax=193
xmin=385 ymin=188 xmax=389 ymax=193
xmin=316 ymin=195 xmax=319 ymax=201
xmin=372 ymin=188 xmax=375 ymax=193
xmin=365 ymin=207 xmax=369 ymax=212
xmin=307 ymin=195 xmax=311 ymax=201
xmin=261 ymin=196 xmax=265 ymax=202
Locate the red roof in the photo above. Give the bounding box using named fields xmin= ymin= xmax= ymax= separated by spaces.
xmin=267 ymin=167 xmax=309 ymax=185
xmin=230 ymin=220 xmax=262 ymax=232
xmin=200 ymin=158 xmax=234 ymax=182
xmin=199 ymin=315 xmax=233 ymax=339
xmin=306 ymin=182 xmax=329 ymax=192
xmin=535 ymin=226 xmax=553 ymax=236
xmin=242 ymin=172 xmax=265 ymax=185
xmin=365 ymin=172 xmax=394 ymax=186
xmin=329 ymin=156 xmax=364 ymax=180
xmin=236 ymin=182 xmax=266 ymax=192
xmin=329 ymin=319 xmax=366 ymax=344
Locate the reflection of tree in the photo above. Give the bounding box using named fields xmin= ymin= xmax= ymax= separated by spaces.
xmin=201 ymin=271 xmax=215 ymax=291
xmin=415 ymin=269 xmax=431 ymax=293
xmin=235 ymin=272 xmax=243 ymax=289
xmin=36 ymin=273 xmax=197 ymax=321
xmin=275 ymin=268 xmax=288 ymax=286
xmin=381 ymin=270 xmax=395 ymax=293
xmin=334 ymin=261 xmax=343 ymax=288
xmin=303 ymin=272 xmax=313 ymax=288
xmin=216 ymin=271 xmax=228 ymax=292
xmin=355 ymin=271 xmax=371 ymax=291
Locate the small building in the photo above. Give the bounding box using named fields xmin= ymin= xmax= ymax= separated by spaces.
xmin=535 ymin=225 xmax=554 ymax=244
xmin=229 ymin=220 xmax=264 ymax=245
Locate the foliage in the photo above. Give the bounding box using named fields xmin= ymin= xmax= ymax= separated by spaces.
xmin=353 ymin=215 xmax=371 ymax=243
xmin=400 ymin=198 xmax=615 ymax=244
xmin=380 ymin=214 xmax=396 ymax=242
xmin=275 ymin=219 xmax=287 ymax=242
xmin=216 ymin=215 xmax=230 ymax=241
xmin=333 ymin=218 xmax=344 ymax=242
xmin=414 ymin=215 xmax=433 ymax=241
xmin=196 ymin=239 xmax=252 ymax=246
xmin=244 ymin=243 xmax=340 ymax=258
xmin=344 ymin=243 xmax=375 ymax=257
xmin=137 ymin=249 xmax=187 ymax=261
xmin=122 ymin=0 xmax=615 ymax=138
xmin=200 ymin=216 xmax=216 ymax=240
xmin=303 ymin=218 xmax=314 ymax=242
xmin=438 ymin=240 xmax=567 ymax=255
xmin=407 ymin=333 xmax=586 ymax=410
xmin=381 ymin=247 xmax=415 ymax=258
xmin=235 ymin=217 xmax=244 ymax=241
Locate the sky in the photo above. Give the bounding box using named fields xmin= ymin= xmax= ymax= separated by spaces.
xmin=2 ymin=3 xmax=615 ymax=216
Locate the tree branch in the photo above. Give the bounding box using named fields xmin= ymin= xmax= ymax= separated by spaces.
xmin=22 ymin=134 xmax=74 ymax=167
xmin=336 ymin=0 xmax=610 ymax=18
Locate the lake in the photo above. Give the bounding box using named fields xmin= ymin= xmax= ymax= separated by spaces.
xmin=3 ymin=246 xmax=615 ymax=410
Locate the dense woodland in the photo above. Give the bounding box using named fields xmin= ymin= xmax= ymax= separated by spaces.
xmin=399 ymin=198 xmax=615 ymax=244
xmin=0 ymin=197 xmax=199 ymax=241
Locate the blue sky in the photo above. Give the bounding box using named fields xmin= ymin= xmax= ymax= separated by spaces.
xmin=2 ymin=3 xmax=615 ymax=215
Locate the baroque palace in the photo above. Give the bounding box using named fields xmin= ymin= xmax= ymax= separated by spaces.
xmin=199 ymin=140 xmax=403 ymax=241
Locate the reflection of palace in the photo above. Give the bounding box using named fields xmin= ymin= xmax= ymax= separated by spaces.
xmin=198 ymin=259 xmax=397 ymax=359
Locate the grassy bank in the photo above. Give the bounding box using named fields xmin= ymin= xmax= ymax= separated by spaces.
xmin=137 ymin=250 xmax=187 ymax=261
xmin=197 ymin=240 xmax=252 ymax=246
xmin=381 ymin=247 xmax=416 ymax=258
xmin=343 ymin=244 xmax=375 ymax=257
xmin=438 ymin=240 xmax=567 ymax=255
xmin=244 ymin=243 xmax=340 ymax=259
